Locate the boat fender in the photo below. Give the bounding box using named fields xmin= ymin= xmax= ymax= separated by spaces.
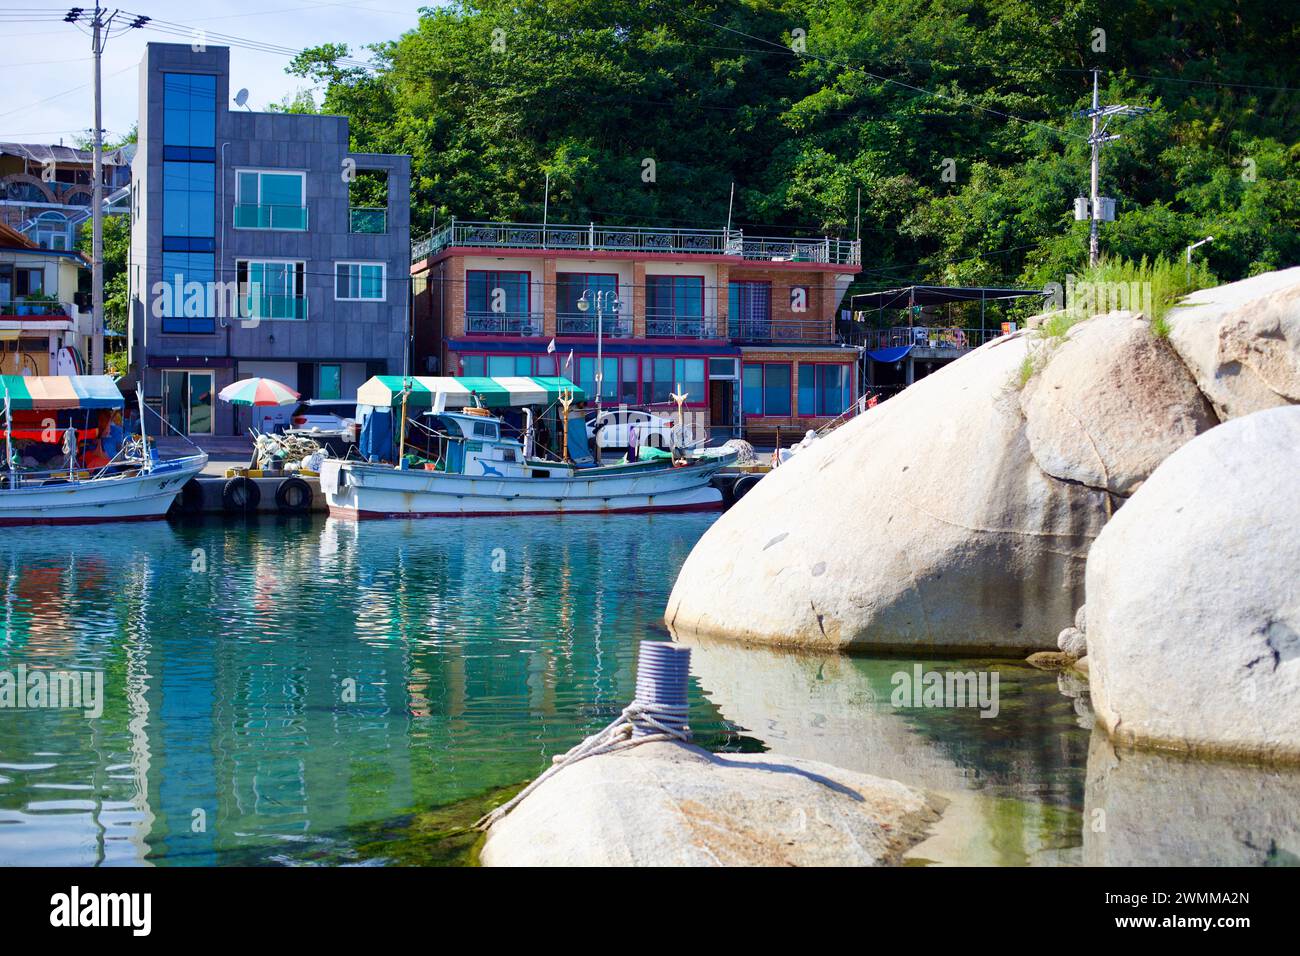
xmin=732 ymin=474 xmax=762 ymax=501
xmin=222 ymin=476 xmax=261 ymax=513
xmin=274 ymin=476 xmax=313 ymax=515
xmin=178 ymin=478 xmax=205 ymax=515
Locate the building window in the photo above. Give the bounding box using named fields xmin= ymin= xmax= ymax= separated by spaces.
xmin=159 ymin=251 xmax=216 ymax=333
xmin=335 ymin=262 xmax=385 ymax=301
xmin=729 ymin=281 xmax=771 ymax=336
xmin=487 ymin=355 xmax=533 ymax=377
xmin=162 ymin=161 xmax=215 ymax=238
xmin=742 ymin=362 xmax=791 ymax=416
xmin=162 ymin=73 xmax=216 ymax=151
xmin=235 ymin=170 xmax=307 ymax=230
xmin=797 ymin=364 xmax=850 ymax=417
xmin=646 ymin=275 xmax=705 ymax=337
xmin=236 ymin=259 xmax=307 ymax=320
xmin=556 ymin=272 xmax=619 ymax=333
xmin=579 ymin=356 xmax=619 ymax=402
xmin=318 ymin=364 xmax=342 ymax=400
xmin=466 ymin=270 xmax=530 ymax=314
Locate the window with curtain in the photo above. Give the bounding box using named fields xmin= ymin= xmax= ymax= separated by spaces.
xmin=728 ymin=281 xmax=771 ymax=337
xmin=742 ymin=362 xmax=791 ymax=416
xmin=797 ymin=364 xmax=851 ymax=416
xmin=646 ymin=275 xmax=705 ymax=335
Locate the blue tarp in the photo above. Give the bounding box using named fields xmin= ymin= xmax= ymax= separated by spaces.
xmin=866 ymin=345 xmax=914 ymax=363
xmin=357 ymin=405 xmax=393 ymax=462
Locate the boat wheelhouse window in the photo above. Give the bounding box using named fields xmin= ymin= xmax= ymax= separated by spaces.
xmin=471 ymin=420 xmax=498 ymax=440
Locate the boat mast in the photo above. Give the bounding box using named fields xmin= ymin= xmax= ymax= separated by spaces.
xmin=2 ymin=387 xmax=13 ymax=490
xmin=136 ymin=382 xmax=151 ymax=473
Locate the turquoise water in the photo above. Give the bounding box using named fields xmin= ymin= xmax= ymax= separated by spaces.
xmin=0 ymin=513 xmax=1111 ymax=866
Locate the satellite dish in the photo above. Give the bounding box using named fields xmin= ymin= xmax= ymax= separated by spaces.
xmin=234 ymin=88 xmax=250 ymax=110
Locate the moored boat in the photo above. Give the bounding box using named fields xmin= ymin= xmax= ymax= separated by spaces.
xmin=0 ymin=374 xmax=206 ymax=525
xmin=322 ymin=375 xmax=734 ymax=519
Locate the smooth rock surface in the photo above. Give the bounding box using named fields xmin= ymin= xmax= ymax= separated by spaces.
xmin=480 ymin=740 xmax=943 ymax=866
xmin=1020 ymin=315 xmax=1216 ymax=496
xmin=1087 ymin=405 xmax=1300 ymax=762
xmin=667 ymin=331 xmax=1110 ymax=653
xmin=1057 ymin=626 xmax=1087 ymax=657
xmin=1167 ymin=266 xmax=1300 ymax=420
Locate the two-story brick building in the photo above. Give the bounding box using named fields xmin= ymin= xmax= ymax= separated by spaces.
xmin=128 ymin=43 xmax=411 ymax=436
xmin=410 ymin=220 xmax=860 ymax=443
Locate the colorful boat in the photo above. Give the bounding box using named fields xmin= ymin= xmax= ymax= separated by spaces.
xmin=321 ymin=375 xmax=734 ymax=519
xmin=0 ymin=375 xmax=206 ymax=525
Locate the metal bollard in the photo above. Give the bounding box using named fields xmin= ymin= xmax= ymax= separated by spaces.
xmin=632 ymin=641 xmax=691 ymax=739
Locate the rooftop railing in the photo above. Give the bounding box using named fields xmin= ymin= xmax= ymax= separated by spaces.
xmin=0 ymin=298 xmax=72 ymax=318
xmin=729 ymin=317 xmax=836 ymax=344
xmin=412 ymin=219 xmax=861 ymax=266
xmin=845 ymin=326 xmax=1002 ymax=351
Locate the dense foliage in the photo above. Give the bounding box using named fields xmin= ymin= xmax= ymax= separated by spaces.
xmin=285 ymin=0 xmax=1299 ymax=292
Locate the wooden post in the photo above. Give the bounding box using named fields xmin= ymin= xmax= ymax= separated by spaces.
xmin=559 ymin=387 xmax=574 ymax=463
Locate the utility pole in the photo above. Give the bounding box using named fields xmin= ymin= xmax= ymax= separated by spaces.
xmin=69 ymin=5 xmax=148 ymax=375
xmin=1074 ymin=69 xmax=1150 ymax=267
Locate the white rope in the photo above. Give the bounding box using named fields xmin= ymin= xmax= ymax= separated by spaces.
xmin=475 ymin=700 xmax=690 ymax=831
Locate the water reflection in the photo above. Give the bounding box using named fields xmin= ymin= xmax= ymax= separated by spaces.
xmin=0 ymin=514 xmax=731 ymax=866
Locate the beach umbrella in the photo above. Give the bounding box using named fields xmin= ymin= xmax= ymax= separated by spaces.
xmin=218 ymin=377 xmax=300 ymax=407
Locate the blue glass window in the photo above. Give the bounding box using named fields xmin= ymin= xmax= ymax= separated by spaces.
xmin=163 ymin=161 xmax=215 ymax=238
xmin=159 ymin=251 xmax=216 ymax=333
xmin=163 ymin=73 xmax=216 ymax=149
xmin=466 ymin=271 xmax=530 ymax=314
xmin=743 ymin=362 xmax=791 ymax=416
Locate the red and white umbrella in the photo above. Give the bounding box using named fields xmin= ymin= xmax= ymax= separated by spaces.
xmin=217 ymin=377 xmax=300 ymax=407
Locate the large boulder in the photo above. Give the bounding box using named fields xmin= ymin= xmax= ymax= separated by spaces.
xmin=480 ymin=741 xmax=943 ymax=866
xmin=667 ymin=313 xmax=1215 ymax=652
xmin=1167 ymin=266 xmax=1300 ymax=420
xmin=1086 ymin=405 xmax=1300 ymax=762
xmin=1020 ymin=315 xmax=1216 ymax=496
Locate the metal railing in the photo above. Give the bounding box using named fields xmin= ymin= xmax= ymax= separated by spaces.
xmin=728 ymin=318 xmax=836 ymax=344
xmin=645 ymin=313 xmax=722 ymax=339
xmin=348 ymin=206 xmax=387 ymax=234
xmin=242 ymin=293 xmax=309 ymax=321
xmin=465 ymin=310 xmax=544 ymax=336
xmin=555 ymin=312 xmax=633 ymax=337
xmin=0 ymin=299 xmax=72 ymax=317
xmin=412 ymin=218 xmax=861 ymax=266
xmin=845 ymin=326 xmax=1001 ymax=351
xmin=233 ymin=203 xmax=309 ymax=230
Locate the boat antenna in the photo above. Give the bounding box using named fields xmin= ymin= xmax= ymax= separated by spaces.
xmin=136 ymin=381 xmax=151 ymax=473
xmin=2 ymin=385 xmax=13 ymax=489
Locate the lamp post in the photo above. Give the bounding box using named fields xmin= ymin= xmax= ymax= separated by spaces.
xmin=576 ymin=289 xmax=621 ymax=417
xmin=1186 ymin=236 xmax=1214 ymax=283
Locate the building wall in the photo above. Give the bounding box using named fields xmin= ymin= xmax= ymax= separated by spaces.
xmin=129 ymin=43 xmax=411 ymax=435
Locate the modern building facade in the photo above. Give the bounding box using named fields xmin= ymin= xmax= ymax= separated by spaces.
xmin=0 ymin=221 xmax=93 ymax=375
xmin=128 ymin=43 xmax=411 ymax=436
xmin=410 ymin=221 xmax=860 ymax=443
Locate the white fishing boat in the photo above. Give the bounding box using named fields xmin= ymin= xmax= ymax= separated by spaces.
xmin=0 ymin=374 xmax=206 ymax=525
xmin=321 ymin=375 xmax=734 ymax=518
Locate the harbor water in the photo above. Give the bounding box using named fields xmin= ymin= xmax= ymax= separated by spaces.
xmin=0 ymin=514 xmax=1289 ymax=866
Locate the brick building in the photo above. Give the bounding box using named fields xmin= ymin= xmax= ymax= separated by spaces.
xmin=410 ymin=220 xmax=860 ymax=443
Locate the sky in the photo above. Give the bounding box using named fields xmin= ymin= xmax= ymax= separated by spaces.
xmin=0 ymin=0 xmax=438 ymax=146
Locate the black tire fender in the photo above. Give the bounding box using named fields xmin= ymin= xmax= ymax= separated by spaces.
xmin=274 ymin=476 xmax=312 ymax=515
xmin=222 ymin=476 xmax=261 ymax=513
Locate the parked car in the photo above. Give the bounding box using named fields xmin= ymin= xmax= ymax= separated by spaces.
xmin=285 ymin=400 xmax=358 ymax=454
xmin=585 ymin=408 xmax=681 ymax=451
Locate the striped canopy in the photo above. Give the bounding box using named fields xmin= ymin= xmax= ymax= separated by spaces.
xmin=0 ymin=374 xmax=124 ymax=410
xmin=356 ymin=375 xmax=586 ymax=410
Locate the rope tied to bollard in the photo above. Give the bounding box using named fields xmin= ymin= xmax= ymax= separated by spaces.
xmin=474 ymin=699 xmax=691 ymax=831
xmin=475 ymin=641 xmax=694 ymax=831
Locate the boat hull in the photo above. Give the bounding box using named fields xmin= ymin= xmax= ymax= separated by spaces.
xmin=322 ymin=455 xmax=732 ymax=519
xmin=0 ymin=455 xmax=207 ymax=526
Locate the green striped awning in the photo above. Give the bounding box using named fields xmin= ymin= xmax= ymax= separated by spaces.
xmin=0 ymin=374 xmax=124 ymax=410
xmin=356 ymin=375 xmax=586 ymax=410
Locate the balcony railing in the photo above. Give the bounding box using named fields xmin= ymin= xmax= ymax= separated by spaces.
xmin=413 ymin=219 xmax=861 ymax=266
xmin=0 ymin=299 xmax=71 ymax=318
xmin=349 ymin=206 xmax=387 ymax=234
xmin=729 ymin=318 xmax=835 ymax=344
xmin=846 ymin=326 xmax=1000 ymax=351
xmin=234 ymin=203 xmax=309 ymax=230
xmin=465 ymin=311 xmax=544 ymax=336
xmin=555 ymin=312 xmax=633 ymax=337
xmin=645 ymin=313 xmax=723 ymax=339
xmin=241 ymin=293 xmax=309 ymax=321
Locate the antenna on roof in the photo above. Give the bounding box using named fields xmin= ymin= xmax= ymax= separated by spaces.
xmin=234 ymin=88 xmax=251 ymax=112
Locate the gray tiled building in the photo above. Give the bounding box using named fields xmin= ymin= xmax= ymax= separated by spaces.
xmin=128 ymin=42 xmax=410 ymax=435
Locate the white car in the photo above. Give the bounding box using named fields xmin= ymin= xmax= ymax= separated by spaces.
xmin=585 ymin=409 xmax=681 ymax=451
xmin=286 ymin=400 xmax=358 ymax=441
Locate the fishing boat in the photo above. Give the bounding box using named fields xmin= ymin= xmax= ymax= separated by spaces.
xmin=321 ymin=375 xmax=735 ymax=519
xmin=0 ymin=374 xmax=206 ymax=525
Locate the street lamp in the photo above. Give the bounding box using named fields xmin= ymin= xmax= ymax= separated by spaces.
xmin=1186 ymin=236 xmax=1214 ymax=283
xmin=576 ymin=289 xmax=621 ymax=416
